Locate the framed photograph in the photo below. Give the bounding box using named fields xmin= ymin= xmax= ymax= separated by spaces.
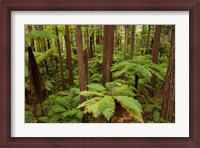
xmin=0 ymin=0 xmax=199 ymax=147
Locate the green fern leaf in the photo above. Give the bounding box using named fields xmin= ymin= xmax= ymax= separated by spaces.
xmin=153 ymin=109 xmax=160 ymax=122
xmin=62 ymin=109 xmax=83 ymax=119
xmin=115 ymin=96 xmax=144 ymax=123
xmin=80 ymin=91 xmax=104 ymax=97
xmin=49 ymin=114 xmax=61 ymax=123
xmin=38 ymin=116 xmax=49 ymax=123
xmin=111 ymin=85 xmax=135 ymax=97
xmin=77 ymin=97 xmax=102 ymax=109
xmin=87 ymin=83 xmax=106 ymax=92
xmin=97 ymin=96 xmax=115 ymax=121
xmin=48 ymin=105 xmax=66 ymax=116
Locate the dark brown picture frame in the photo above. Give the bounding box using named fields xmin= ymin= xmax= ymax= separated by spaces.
xmin=0 ymin=0 xmax=199 ymax=147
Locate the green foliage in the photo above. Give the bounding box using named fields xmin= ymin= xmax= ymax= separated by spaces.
xmin=78 ymin=96 xmax=115 ymax=121
xmin=109 ymin=83 xmax=136 ymax=97
xmin=115 ymin=96 xmax=143 ymax=123
xmin=25 ymin=25 xmax=173 ymax=123
xmin=45 ymin=80 xmax=54 ymax=91
xmin=87 ymin=83 xmax=106 ymax=92
xmin=78 ymin=82 xmax=143 ymax=122
xmin=97 ymin=96 xmax=115 ymax=121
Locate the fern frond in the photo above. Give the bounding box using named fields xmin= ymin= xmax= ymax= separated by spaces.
xmin=48 ymin=105 xmax=66 ymax=116
xmin=83 ymin=100 xmax=100 ymax=118
xmin=38 ymin=116 xmax=49 ymax=123
xmin=80 ymin=91 xmax=104 ymax=97
xmin=49 ymin=114 xmax=61 ymax=123
xmin=111 ymin=84 xmax=135 ymax=97
xmin=90 ymin=73 xmax=101 ymax=83
xmin=87 ymin=83 xmax=106 ymax=92
xmin=97 ymin=96 xmax=115 ymax=121
xmin=115 ymin=96 xmax=143 ymax=123
xmin=62 ymin=109 xmax=83 ymax=119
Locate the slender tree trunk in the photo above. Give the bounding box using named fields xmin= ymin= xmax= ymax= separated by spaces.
xmin=65 ymin=25 xmax=74 ymax=85
xmin=96 ymin=25 xmax=100 ymax=45
xmin=114 ymin=26 xmax=118 ymax=50
xmin=130 ymin=25 xmax=135 ymax=59
xmin=55 ymin=26 xmax=65 ymax=90
xmin=89 ymin=26 xmax=95 ymax=58
xmin=140 ymin=25 xmax=145 ymax=49
xmin=123 ymin=25 xmax=128 ymax=60
xmin=103 ymin=25 xmax=115 ymax=85
xmin=150 ymin=25 xmax=162 ymax=96
xmin=86 ymin=26 xmax=90 ymax=52
xmin=27 ymin=25 xmax=35 ymax=51
xmin=47 ymin=39 xmax=51 ymax=49
xmin=76 ymin=25 xmax=88 ymax=103
xmin=152 ymin=25 xmax=162 ymax=64
xmin=38 ymin=25 xmax=49 ymax=76
xmin=161 ymin=26 xmax=175 ymax=122
xmin=146 ymin=25 xmax=151 ymax=50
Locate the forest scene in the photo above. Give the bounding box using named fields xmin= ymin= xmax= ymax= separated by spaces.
xmin=25 ymin=25 xmax=175 ymax=123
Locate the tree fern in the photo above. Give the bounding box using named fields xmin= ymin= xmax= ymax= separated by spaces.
xmin=48 ymin=105 xmax=67 ymax=116
xmin=115 ymin=96 xmax=144 ymax=123
xmin=87 ymin=83 xmax=106 ymax=92
xmin=110 ymin=84 xmax=136 ymax=97
xmin=62 ymin=109 xmax=83 ymax=119
xmin=97 ymin=96 xmax=115 ymax=121
xmin=80 ymin=91 xmax=104 ymax=97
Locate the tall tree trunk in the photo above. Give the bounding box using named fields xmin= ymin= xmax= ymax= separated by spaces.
xmin=86 ymin=26 xmax=90 ymax=53
xmin=130 ymin=25 xmax=135 ymax=59
xmin=38 ymin=25 xmax=49 ymax=76
xmin=28 ymin=46 xmax=47 ymax=118
xmin=55 ymin=26 xmax=65 ymax=90
xmin=65 ymin=25 xmax=74 ymax=85
xmin=146 ymin=25 xmax=151 ymax=50
xmin=103 ymin=25 xmax=115 ymax=85
xmin=123 ymin=25 xmax=128 ymax=60
xmin=76 ymin=25 xmax=88 ymax=103
xmin=96 ymin=25 xmax=100 ymax=45
xmin=27 ymin=25 xmax=35 ymax=51
xmin=152 ymin=25 xmax=162 ymax=64
xmin=114 ymin=26 xmax=118 ymax=50
xmin=140 ymin=25 xmax=145 ymax=50
xmin=161 ymin=26 xmax=175 ymax=122
xmin=150 ymin=25 xmax=162 ymax=96
xmin=89 ymin=26 xmax=95 ymax=58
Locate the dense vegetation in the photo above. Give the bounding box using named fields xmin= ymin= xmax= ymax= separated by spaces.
xmin=25 ymin=25 xmax=175 ymax=123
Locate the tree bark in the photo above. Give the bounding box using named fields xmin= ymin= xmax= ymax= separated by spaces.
xmin=140 ymin=25 xmax=145 ymax=49
xmin=103 ymin=25 xmax=115 ymax=85
xmin=27 ymin=25 xmax=35 ymax=51
xmin=146 ymin=25 xmax=151 ymax=50
xmin=152 ymin=25 xmax=162 ymax=64
xmin=76 ymin=25 xmax=88 ymax=103
xmin=55 ymin=26 xmax=65 ymax=90
xmin=123 ymin=25 xmax=128 ymax=60
xmin=161 ymin=26 xmax=175 ymax=122
xmin=65 ymin=25 xmax=74 ymax=85
xmin=96 ymin=25 xmax=100 ymax=45
xmin=130 ymin=25 xmax=135 ymax=59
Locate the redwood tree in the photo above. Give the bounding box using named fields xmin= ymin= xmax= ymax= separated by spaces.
xmin=152 ymin=25 xmax=162 ymax=64
xmin=102 ymin=25 xmax=115 ymax=85
xmin=146 ymin=25 xmax=151 ymax=50
xmin=65 ymin=25 xmax=74 ymax=85
xmin=27 ymin=25 xmax=35 ymax=51
xmin=161 ymin=26 xmax=175 ymax=122
xmin=55 ymin=26 xmax=65 ymax=90
xmin=123 ymin=25 xmax=128 ymax=60
xmin=76 ymin=25 xmax=88 ymax=103
xmin=130 ymin=25 xmax=135 ymax=59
